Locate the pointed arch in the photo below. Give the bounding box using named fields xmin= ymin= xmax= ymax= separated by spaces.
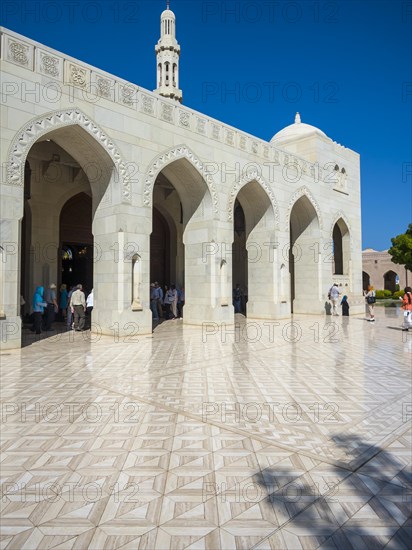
xmin=286 ymin=186 xmax=323 ymax=231
xmin=143 ymin=144 xmax=219 ymax=217
xmin=329 ymin=212 xmax=352 ymax=240
xmin=330 ymin=213 xmax=351 ymax=276
xmin=228 ymin=173 xmax=280 ymax=228
xmin=6 ymin=108 xmax=132 ymax=202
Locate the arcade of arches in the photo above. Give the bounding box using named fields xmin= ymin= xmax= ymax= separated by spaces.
xmin=5 ymin=125 xmax=361 ymax=350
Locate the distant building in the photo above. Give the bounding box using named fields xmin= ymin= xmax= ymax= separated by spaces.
xmin=362 ymin=249 xmax=411 ymax=291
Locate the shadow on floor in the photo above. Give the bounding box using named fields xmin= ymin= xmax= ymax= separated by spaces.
xmin=251 ymin=434 xmax=411 ymax=548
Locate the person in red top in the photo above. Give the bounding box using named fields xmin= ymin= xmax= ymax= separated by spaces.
xmin=400 ymin=286 xmax=412 ymax=331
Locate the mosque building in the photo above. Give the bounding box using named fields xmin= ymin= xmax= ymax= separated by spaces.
xmin=0 ymin=4 xmax=364 ymax=348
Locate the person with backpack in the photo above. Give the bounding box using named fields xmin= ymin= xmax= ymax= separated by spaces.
xmin=400 ymin=286 xmax=412 ymax=331
xmin=364 ymin=285 xmax=376 ymax=322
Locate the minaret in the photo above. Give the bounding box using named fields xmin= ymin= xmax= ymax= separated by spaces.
xmin=154 ymin=1 xmax=182 ymax=103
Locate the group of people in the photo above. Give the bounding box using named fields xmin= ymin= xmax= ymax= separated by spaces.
xmin=30 ymin=279 xmax=412 ymax=333
xmin=328 ymin=282 xmax=412 ymax=329
xmin=31 ymin=283 xmax=93 ymax=334
xmin=150 ymin=282 xmax=184 ymax=321
xmin=328 ymin=284 xmax=350 ymax=317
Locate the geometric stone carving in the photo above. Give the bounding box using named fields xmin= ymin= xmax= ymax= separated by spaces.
xmin=65 ymin=61 xmax=89 ymax=89
xmin=6 ymin=109 xmax=132 ymax=203
xmin=178 ymin=110 xmax=190 ymax=129
xmin=143 ymin=144 xmax=219 ymax=215
xmin=37 ymin=49 xmax=62 ymax=80
xmin=196 ymin=117 xmax=207 ymax=135
xmin=225 ymin=130 xmax=235 ymax=146
xmin=5 ymin=36 xmax=33 ymax=69
xmin=160 ymin=102 xmax=174 ymax=123
xmin=141 ymin=94 xmax=156 ymax=116
xmin=211 ymin=123 xmax=221 ymax=141
xmin=92 ymin=72 xmax=115 ymax=100
xmin=118 ymin=83 xmax=138 ymax=108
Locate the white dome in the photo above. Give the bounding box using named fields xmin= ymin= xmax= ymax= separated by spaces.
xmin=271 ymin=113 xmax=327 ymax=144
xmin=161 ymin=9 xmax=175 ymax=19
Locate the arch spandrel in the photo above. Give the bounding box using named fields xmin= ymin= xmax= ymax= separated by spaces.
xmin=6 ymin=109 xmax=132 ymax=203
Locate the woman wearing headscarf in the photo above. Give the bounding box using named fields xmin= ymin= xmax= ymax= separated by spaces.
xmin=31 ymin=286 xmax=47 ymax=335
xmin=340 ymin=295 xmax=349 ymax=316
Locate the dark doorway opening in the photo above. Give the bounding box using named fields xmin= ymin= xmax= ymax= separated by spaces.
xmin=60 ymin=193 xmax=93 ymax=292
xmin=232 ymin=200 xmax=247 ymax=314
xmin=150 ymin=207 xmax=171 ymax=288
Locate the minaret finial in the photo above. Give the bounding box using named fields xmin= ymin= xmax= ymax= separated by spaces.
xmin=295 ymin=112 xmax=301 ymax=124
xmin=166 ymin=0 xmax=170 ymax=9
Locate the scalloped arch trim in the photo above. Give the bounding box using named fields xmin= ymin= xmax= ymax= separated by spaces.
xmin=227 ymin=172 xmax=280 ymax=227
xmin=286 ymin=186 xmax=323 ymax=231
xmin=6 ymin=109 xmax=132 ymax=202
xmin=143 ymin=145 xmax=219 ymax=215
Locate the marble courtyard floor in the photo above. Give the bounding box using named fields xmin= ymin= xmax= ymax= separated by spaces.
xmin=0 ymin=307 xmax=411 ymax=549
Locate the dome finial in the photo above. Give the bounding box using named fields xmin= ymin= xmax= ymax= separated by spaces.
xmin=295 ymin=112 xmax=301 ymax=124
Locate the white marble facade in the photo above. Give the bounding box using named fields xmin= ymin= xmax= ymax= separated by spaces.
xmin=0 ymin=18 xmax=364 ymax=349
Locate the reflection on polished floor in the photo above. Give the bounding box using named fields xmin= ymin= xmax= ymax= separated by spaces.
xmin=1 ymin=307 xmax=411 ymax=549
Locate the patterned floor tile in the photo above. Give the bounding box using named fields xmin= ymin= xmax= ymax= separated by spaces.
xmin=1 ymin=308 xmax=410 ymax=548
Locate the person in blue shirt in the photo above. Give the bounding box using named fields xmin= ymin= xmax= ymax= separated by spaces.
xmin=31 ymin=286 xmax=47 ymax=334
xmin=59 ymin=284 xmax=68 ymax=320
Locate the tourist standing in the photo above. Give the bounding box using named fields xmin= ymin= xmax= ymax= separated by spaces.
xmin=328 ymin=283 xmax=341 ymax=316
xmin=31 ymin=286 xmax=47 ymax=335
xmin=177 ymin=286 xmax=184 ymax=318
xmin=400 ymin=286 xmax=412 ymax=331
xmin=340 ymin=295 xmax=349 ymax=316
xmin=170 ymin=284 xmax=178 ymax=319
xmin=364 ymin=285 xmax=376 ymax=322
xmin=66 ymin=286 xmax=74 ymax=330
xmin=70 ymin=284 xmax=86 ymax=331
xmin=59 ymin=284 xmax=68 ymax=320
xmin=164 ymin=286 xmax=177 ymax=319
xmin=86 ymin=289 xmax=93 ymax=329
xmin=150 ymin=283 xmax=159 ymax=321
xmin=44 ymin=283 xmax=58 ymax=330
xmin=233 ymin=284 xmax=242 ymax=313
xmin=154 ymin=282 xmax=163 ymax=319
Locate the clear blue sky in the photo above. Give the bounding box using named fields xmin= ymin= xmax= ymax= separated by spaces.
xmin=2 ymin=0 xmax=411 ymax=250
